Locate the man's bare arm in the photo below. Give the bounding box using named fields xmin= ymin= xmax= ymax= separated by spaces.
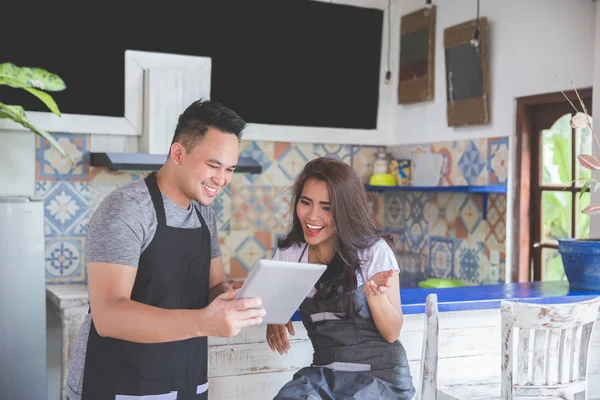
xmin=88 ymin=262 xmax=265 ymax=343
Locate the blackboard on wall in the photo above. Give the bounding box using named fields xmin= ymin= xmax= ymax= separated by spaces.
xmin=0 ymin=1 xmax=383 ymax=130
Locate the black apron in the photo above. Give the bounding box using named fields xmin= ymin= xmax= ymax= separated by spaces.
xmin=274 ymin=244 xmax=416 ymax=400
xmin=82 ymin=172 xmax=212 ymax=400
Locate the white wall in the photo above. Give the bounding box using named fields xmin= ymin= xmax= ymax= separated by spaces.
xmin=391 ymin=0 xmax=596 ymax=145
xmin=391 ymin=0 xmax=597 ymax=277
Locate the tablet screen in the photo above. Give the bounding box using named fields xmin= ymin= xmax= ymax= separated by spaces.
xmin=235 ymin=259 xmax=327 ymax=324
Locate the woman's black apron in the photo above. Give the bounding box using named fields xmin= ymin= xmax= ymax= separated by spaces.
xmin=274 ymin=244 xmax=416 ymax=400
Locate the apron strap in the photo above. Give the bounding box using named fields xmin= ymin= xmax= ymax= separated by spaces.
xmin=298 ymin=243 xmax=309 ymax=263
xmin=144 ymin=171 xmax=167 ymax=226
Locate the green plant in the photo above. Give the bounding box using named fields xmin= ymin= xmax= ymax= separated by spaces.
xmin=540 ymin=120 xmax=591 ymax=281
xmin=0 ymin=62 xmax=74 ymax=164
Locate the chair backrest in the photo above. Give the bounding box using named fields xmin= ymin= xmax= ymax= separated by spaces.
xmin=420 ymin=293 xmax=439 ymax=400
xmin=500 ymin=297 xmax=600 ymax=400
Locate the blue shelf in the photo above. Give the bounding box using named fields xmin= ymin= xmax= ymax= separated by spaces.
xmin=364 ymin=184 xmax=507 ymax=194
xmin=364 ymin=184 xmax=507 ymax=219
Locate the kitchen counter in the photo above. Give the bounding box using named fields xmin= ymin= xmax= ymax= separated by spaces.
xmin=46 ymin=284 xmax=90 ymax=400
xmin=290 ymin=280 xmax=600 ymax=320
xmin=398 ymin=280 xmax=600 ymax=312
xmin=46 ymin=281 xmax=600 ymax=399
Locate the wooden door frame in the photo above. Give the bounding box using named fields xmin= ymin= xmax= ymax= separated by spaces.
xmin=512 ymin=87 xmax=593 ymax=282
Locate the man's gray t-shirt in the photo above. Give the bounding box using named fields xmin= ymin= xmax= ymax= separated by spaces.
xmin=66 ymin=178 xmax=221 ymax=400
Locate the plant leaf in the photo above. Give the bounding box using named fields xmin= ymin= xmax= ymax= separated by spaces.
xmin=23 ymin=88 xmax=61 ymax=116
xmin=577 ymin=154 xmax=600 ymax=170
xmin=581 ymin=179 xmax=595 ymax=199
xmin=0 ymin=102 xmax=74 ymax=165
xmin=0 ymin=79 xmax=62 ymax=115
xmin=582 ymin=203 xmax=600 ymax=215
xmin=0 ymin=62 xmax=66 ymax=91
xmin=0 ymin=76 xmax=28 ymax=89
xmin=551 ymin=135 xmax=571 ymax=184
xmin=545 ymin=253 xmax=566 ymax=281
xmin=0 ymin=104 xmax=25 ymax=119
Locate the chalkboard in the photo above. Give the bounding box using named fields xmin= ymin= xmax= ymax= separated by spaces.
xmin=397 ymin=6 xmax=436 ymax=104
xmin=443 ymin=17 xmax=490 ymax=127
xmin=0 ymin=1 xmax=383 ymax=130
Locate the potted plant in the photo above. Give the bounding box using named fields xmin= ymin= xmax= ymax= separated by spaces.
xmin=0 ymin=62 xmax=73 ymax=164
xmin=556 ymin=84 xmax=600 ymax=290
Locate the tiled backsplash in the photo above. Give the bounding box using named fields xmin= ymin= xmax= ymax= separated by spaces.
xmin=384 ymin=137 xmax=509 ymax=286
xmin=35 ymin=133 xmax=384 ymax=284
xmin=35 ymin=133 xmax=508 ymax=287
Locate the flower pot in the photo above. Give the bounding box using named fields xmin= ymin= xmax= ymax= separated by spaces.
xmin=557 ymin=238 xmax=600 ymax=290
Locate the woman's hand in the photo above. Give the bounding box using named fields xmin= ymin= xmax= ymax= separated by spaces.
xmin=363 ymin=270 xmax=395 ymax=297
xmin=266 ymin=320 xmax=295 ymax=354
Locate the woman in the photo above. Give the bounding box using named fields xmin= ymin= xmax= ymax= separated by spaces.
xmin=267 ymin=157 xmax=415 ymax=400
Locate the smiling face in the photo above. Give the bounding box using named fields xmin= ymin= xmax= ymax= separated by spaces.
xmin=173 ymin=127 xmax=240 ymax=206
xmin=296 ymin=178 xmax=336 ymax=247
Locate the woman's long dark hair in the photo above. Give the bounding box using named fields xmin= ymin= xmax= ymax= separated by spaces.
xmin=278 ymin=157 xmax=393 ymax=321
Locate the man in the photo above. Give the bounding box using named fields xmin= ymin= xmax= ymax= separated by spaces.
xmin=67 ymin=99 xmax=265 ymax=400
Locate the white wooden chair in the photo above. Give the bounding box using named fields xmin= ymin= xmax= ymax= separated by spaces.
xmin=420 ymin=293 xmax=439 ymax=399
xmin=425 ymin=295 xmax=600 ymax=400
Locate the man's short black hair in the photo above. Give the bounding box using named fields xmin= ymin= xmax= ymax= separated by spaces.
xmin=170 ymin=98 xmax=247 ymax=153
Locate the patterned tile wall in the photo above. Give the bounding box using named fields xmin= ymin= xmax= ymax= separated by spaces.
xmin=384 ymin=136 xmax=509 ymax=287
xmin=35 ymin=134 xmax=385 ymax=284
xmin=35 ymin=132 xmax=509 ymax=288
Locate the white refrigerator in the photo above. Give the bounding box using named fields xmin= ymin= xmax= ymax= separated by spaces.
xmin=0 ymin=197 xmax=46 ymax=400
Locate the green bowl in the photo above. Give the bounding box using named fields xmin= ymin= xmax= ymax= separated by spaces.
xmin=369 ymin=173 xmax=397 ymax=186
xmin=418 ymin=278 xmax=466 ymax=289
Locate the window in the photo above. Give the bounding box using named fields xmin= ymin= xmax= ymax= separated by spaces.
xmin=531 ymin=111 xmax=593 ymax=281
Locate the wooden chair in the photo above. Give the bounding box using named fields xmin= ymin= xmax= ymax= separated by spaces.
xmin=419 ymin=293 xmax=439 ymax=399
xmin=429 ymin=296 xmax=600 ymax=400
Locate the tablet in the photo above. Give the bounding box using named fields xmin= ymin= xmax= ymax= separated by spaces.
xmin=235 ymin=259 xmax=327 ymax=324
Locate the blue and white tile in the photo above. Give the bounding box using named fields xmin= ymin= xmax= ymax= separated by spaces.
xmin=458 ymin=195 xmax=483 ymax=235
xmin=36 ymin=133 xmax=89 ymax=181
xmin=45 ymin=236 xmax=86 ymax=283
xmin=406 ymin=220 xmax=428 ymax=254
xmin=424 ymin=198 xmax=448 ymax=237
xmin=291 ymin=143 xmax=315 ymax=162
xmin=457 ymin=141 xmax=486 ymax=185
xmin=313 ymin=144 xmax=352 ymax=164
xmin=275 ymin=187 xmax=293 ymax=230
xmin=231 ymin=186 xmax=289 ymax=231
xmin=429 ymin=236 xmax=455 ymax=278
xmin=234 ymin=235 xmax=267 ymax=271
xmin=383 ymin=192 xmax=406 ymax=229
xmin=88 ymin=169 xmax=137 ymax=213
xmin=454 ymin=239 xmax=489 ymax=285
xmin=35 ymin=181 xmax=54 ymax=198
xmin=280 ymin=145 xmax=310 ymax=180
xmin=211 ymin=186 xmax=231 ymax=236
xmin=488 ymin=137 xmax=509 ymax=184
xmin=43 ymin=181 xmax=90 ymax=236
